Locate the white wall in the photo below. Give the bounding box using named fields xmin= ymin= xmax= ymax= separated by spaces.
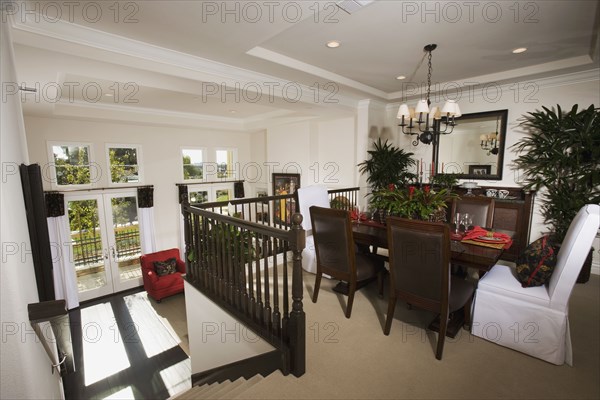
xmin=266 ymin=121 xmax=312 ymax=192
xmin=317 ymin=117 xmax=356 ymax=188
xmin=184 ymin=281 xmax=275 ymax=375
xmin=24 ymin=116 xmax=252 ymax=251
xmin=1 ymin=18 xmax=63 ymax=400
xmin=265 ymin=117 xmax=357 ymax=192
xmin=248 ymin=129 xmax=267 ymax=195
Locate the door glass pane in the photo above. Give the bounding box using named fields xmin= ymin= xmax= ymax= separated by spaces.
xmin=111 ymin=196 xmax=142 ymax=283
xmin=216 ymin=189 xmax=230 ymax=202
xmin=189 ymin=190 xmax=208 ymax=204
xmin=216 ymin=189 xmax=231 ymax=215
xmin=68 ymin=199 xmax=106 ymax=293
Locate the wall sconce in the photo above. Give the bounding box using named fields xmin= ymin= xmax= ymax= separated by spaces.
xmin=480 ymin=116 xmax=500 ymax=155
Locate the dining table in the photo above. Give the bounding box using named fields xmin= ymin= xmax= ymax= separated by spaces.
xmin=351 ymin=220 xmax=515 ymax=274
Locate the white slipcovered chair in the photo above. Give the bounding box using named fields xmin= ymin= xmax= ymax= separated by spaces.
xmin=471 ymin=204 xmax=600 ymax=365
xmin=296 ymin=185 xmax=330 ymax=274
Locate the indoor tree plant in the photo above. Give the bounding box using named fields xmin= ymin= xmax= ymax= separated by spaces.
xmin=358 ymin=138 xmax=417 ymax=191
xmin=358 ymin=138 xmax=417 ymax=222
xmin=512 ymin=104 xmax=600 ymax=282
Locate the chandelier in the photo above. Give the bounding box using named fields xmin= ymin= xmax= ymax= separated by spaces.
xmin=481 ymin=116 xmax=500 ymax=155
xmin=397 ymin=44 xmax=461 ymax=146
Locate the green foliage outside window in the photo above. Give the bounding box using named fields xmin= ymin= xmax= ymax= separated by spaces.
xmin=53 ymin=145 xmax=91 ymax=186
xmin=109 ymin=148 xmax=139 ymax=183
xmin=183 ymin=155 xmax=203 ymax=180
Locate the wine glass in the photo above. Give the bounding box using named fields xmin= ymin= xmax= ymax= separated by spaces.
xmin=461 ymin=213 xmax=473 ymax=231
xmin=454 ymin=212 xmax=461 ymax=234
xmin=356 ymin=205 xmax=365 ymax=224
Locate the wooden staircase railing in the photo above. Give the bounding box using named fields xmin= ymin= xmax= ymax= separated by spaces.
xmin=181 ymin=187 xmax=359 ymax=384
xmin=198 ymin=187 xmax=360 ymax=228
xmin=182 ymin=196 xmax=306 ymax=380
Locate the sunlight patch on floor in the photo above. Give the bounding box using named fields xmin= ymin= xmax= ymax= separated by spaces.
xmin=160 ymin=359 xmax=192 ymax=397
xmin=81 ymin=303 xmax=130 ymax=386
xmin=123 ymin=292 xmax=181 ymax=358
xmin=102 ymin=386 xmax=135 ymax=399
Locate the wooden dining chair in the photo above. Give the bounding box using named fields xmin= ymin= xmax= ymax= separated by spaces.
xmin=384 ymin=217 xmax=475 ymax=360
xmin=451 ymin=196 xmax=495 ymax=228
xmin=310 ymin=206 xmax=385 ymax=318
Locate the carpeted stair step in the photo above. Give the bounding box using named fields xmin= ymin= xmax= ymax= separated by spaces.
xmin=213 ymin=375 xmax=263 ymax=399
xmin=170 ymin=374 xmax=264 ymax=399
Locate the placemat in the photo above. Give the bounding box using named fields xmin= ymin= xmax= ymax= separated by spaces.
xmin=461 ymin=238 xmax=512 ymax=250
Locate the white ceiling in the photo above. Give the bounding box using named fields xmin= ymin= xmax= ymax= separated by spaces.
xmin=7 ymin=0 xmax=600 ymax=130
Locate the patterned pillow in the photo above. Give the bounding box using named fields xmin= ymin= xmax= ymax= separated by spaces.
xmin=153 ymin=258 xmax=178 ymax=277
xmin=515 ymin=235 xmax=557 ymax=287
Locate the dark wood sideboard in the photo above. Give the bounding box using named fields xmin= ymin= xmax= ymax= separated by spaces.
xmin=450 ymin=186 xmax=536 ymax=262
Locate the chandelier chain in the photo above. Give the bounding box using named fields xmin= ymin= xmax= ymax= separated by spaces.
xmin=426 ymin=50 xmax=432 ymax=105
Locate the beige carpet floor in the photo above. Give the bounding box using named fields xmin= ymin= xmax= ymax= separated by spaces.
xmin=157 ymin=269 xmax=600 ymax=399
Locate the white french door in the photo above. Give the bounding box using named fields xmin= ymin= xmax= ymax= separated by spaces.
xmin=65 ymin=191 xmax=143 ymax=302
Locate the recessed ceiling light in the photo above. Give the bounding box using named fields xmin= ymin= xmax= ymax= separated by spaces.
xmin=396 ymin=75 xmax=406 ymax=80
xmin=512 ymin=47 xmax=527 ymax=54
xmin=229 ymin=110 xmax=237 ymax=114
xmin=104 ymin=93 xmax=113 ymax=97
xmin=326 ymin=40 xmax=341 ymax=48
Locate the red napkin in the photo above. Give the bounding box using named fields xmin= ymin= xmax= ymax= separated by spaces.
xmin=350 ymin=209 xmax=367 ymax=221
xmin=462 ymin=226 xmax=512 ymax=244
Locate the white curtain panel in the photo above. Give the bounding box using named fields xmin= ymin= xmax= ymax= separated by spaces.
xmin=139 ymin=207 xmax=156 ymax=254
xmin=47 ymin=216 xmax=79 ymax=310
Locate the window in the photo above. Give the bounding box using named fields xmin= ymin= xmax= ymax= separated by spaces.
xmin=182 ymin=148 xmax=205 ymax=181
xmin=48 ymin=142 xmax=94 ymax=187
xmin=107 ymin=145 xmax=142 ymax=185
xmin=216 ymin=149 xmax=236 ymax=179
xmin=186 ymin=183 xmax=233 ymax=214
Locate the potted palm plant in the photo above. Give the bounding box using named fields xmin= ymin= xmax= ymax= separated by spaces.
xmin=358 ymin=138 xmax=416 ymax=191
xmin=358 ymin=138 xmax=417 ymax=222
xmin=512 ymin=104 xmax=600 ymax=282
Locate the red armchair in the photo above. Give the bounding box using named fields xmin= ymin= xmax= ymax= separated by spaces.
xmin=140 ymin=248 xmax=186 ymax=302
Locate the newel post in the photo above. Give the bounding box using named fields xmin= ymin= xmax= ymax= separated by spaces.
xmin=288 ymin=212 xmax=306 ymax=377
xmin=181 ymin=194 xmax=193 ymax=280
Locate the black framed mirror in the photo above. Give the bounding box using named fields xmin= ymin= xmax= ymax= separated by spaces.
xmin=433 ymin=109 xmax=508 ymax=180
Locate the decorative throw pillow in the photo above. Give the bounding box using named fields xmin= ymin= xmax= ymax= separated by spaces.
xmin=515 ymin=235 xmax=557 ymax=288
xmin=154 ymin=258 xmax=178 ymax=277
